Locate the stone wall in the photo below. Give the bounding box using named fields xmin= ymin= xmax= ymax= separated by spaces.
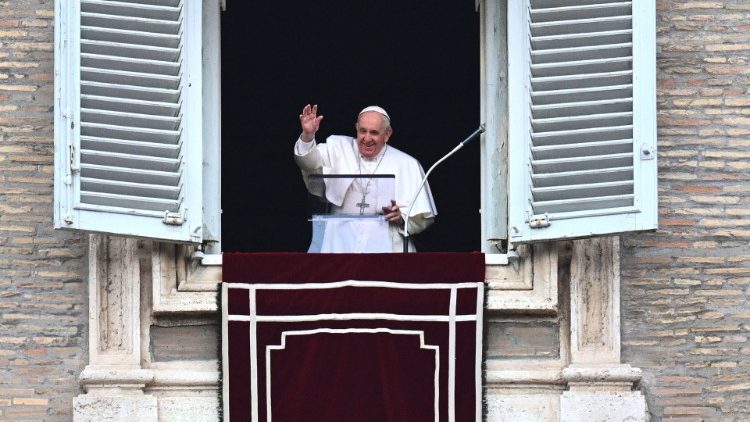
xmin=0 ymin=0 xmax=89 ymax=421
xmin=3 ymin=0 xmax=750 ymax=421
xmin=621 ymin=1 xmax=750 ymax=421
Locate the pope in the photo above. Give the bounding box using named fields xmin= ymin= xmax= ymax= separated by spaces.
xmin=294 ymin=104 xmax=437 ymax=252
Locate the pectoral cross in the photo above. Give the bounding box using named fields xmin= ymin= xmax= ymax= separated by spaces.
xmin=356 ymin=195 xmax=370 ymax=215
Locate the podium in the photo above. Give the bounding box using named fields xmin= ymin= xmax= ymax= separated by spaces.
xmin=308 ymin=214 xmax=391 ymax=253
xmin=221 ymin=252 xmax=486 ymax=422
xmin=306 ymin=174 xmax=395 ymax=253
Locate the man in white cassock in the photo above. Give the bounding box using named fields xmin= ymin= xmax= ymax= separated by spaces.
xmin=294 ymin=104 xmax=437 ymax=252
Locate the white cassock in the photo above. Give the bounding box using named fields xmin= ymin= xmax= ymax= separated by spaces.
xmin=295 ymin=135 xmax=437 ymax=253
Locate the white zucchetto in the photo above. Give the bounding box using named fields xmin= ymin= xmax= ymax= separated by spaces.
xmin=358 ymin=105 xmax=390 ymax=125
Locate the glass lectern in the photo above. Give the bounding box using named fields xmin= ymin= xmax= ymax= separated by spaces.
xmin=307 ymin=174 xmax=395 ymax=253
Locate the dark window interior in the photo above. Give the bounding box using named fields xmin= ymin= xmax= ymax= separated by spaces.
xmin=221 ymin=1 xmax=480 ymax=252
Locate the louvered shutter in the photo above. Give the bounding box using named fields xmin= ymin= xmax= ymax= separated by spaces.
xmin=54 ymin=0 xmax=204 ymax=243
xmin=507 ymin=0 xmax=656 ymax=243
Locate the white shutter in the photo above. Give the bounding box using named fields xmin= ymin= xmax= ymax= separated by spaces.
xmin=508 ymin=0 xmax=656 ymax=243
xmin=54 ymin=0 xmax=204 ymax=243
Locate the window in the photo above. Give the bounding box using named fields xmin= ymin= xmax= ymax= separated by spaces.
xmin=54 ymin=0 xmax=656 ymax=250
xmin=219 ymin=1 xmax=480 ymax=252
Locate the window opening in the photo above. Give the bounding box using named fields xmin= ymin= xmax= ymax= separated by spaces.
xmin=221 ymin=1 xmax=480 ymax=252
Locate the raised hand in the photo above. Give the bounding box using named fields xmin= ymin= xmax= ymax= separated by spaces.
xmin=299 ymin=104 xmax=324 ymax=142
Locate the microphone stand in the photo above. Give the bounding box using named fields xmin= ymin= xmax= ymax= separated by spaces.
xmin=402 ymin=124 xmax=486 ymax=253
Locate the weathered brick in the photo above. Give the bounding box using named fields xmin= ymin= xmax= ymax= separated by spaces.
xmin=3 ymin=405 xmax=48 ymax=417
xmin=698 ymin=312 xmax=725 ymax=320
xmin=707 ymin=383 xmax=750 ymax=393
xmin=663 ymin=406 xmax=717 ymax=415
xmin=658 ymin=376 xmax=706 ymax=383
xmin=652 ymin=386 xmax=705 ymax=396
xmin=12 ymin=398 xmax=48 ymax=406
xmin=710 ymin=362 xmax=737 ymax=368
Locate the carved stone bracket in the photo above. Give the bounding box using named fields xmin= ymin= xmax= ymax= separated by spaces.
xmin=486 ymin=243 xmax=558 ymax=312
xmin=151 ymin=243 xmax=220 ymax=314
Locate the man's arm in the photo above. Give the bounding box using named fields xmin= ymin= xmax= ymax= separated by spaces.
xmin=404 ymin=212 xmax=434 ymax=235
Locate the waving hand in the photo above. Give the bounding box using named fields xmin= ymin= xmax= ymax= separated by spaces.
xmin=299 ymin=104 xmax=324 ymax=142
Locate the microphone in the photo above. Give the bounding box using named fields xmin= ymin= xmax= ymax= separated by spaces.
xmin=402 ymin=124 xmax=486 ymax=253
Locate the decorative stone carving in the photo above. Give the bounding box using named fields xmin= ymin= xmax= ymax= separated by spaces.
xmin=486 ymin=237 xmax=647 ymax=421
xmin=486 ymin=243 xmax=558 ymax=312
xmin=561 ymin=236 xmax=647 ymax=422
xmin=76 ymin=233 xmax=646 ymax=421
xmin=74 ymin=235 xmax=158 ymax=422
xmin=90 ymin=235 xmax=141 ymax=365
xmin=151 ymin=243 xmax=220 ymax=314
xmin=485 ymin=242 xmax=568 ymax=421
xmin=75 ymin=236 xmax=220 ymax=422
xmin=569 ymin=236 xmax=619 ymax=364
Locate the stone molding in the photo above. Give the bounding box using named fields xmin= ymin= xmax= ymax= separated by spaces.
xmin=79 ymin=367 xmax=154 ymax=388
xmin=487 ymin=237 xmax=647 ymax=421
xmin=75 ymin=235 xmax=219 ymax=422
xmin=149 ymin=368 xmax=220 ymax=388
xmin=486 ymin=242 xmax=558 ymax=312
xmin=560 ymin=237 xmax=647 ymax=421
xmin=88 ymin=235 xmax=142 ymax=367
xmin=485 ymin=368 xmax=566 ymax=385
xmin=75 ymin=235 xmax=157 ymax=421
xmin=569 ymin=236 xmax=621 ymax=364
xmin=562 ymin=364 xmax=643 ymax=385
xmin=78 ymin=234 xmax=646 ymax=421
xmin=151 ymin=243 xmax=220 ymax=314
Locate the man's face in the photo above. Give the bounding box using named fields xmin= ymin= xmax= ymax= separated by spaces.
xmin=356 ymin=111 xmax=392 ymax=159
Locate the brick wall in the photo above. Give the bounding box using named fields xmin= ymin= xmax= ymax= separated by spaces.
xmin=621 ymin=1 xmax=750 ymax=421
xmin=0 ymin=1 xmax=88 ymax=421
xmin=2 ymin=0 xmax=749 ymax=421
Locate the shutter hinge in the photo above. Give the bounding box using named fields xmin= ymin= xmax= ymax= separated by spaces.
xmin=191 ymin=225 xmax=202 ymax=243
xmin=528 ymin=213 xmax=550 ymax=229
xmin=68 ymin=144 xmax=79 ymax=173
xmin=162 ymin=211 xmax=184 ymax=225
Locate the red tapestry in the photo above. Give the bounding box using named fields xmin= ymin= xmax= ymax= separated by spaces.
xmin=222 ymin=253 xmax=485 ymax=422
